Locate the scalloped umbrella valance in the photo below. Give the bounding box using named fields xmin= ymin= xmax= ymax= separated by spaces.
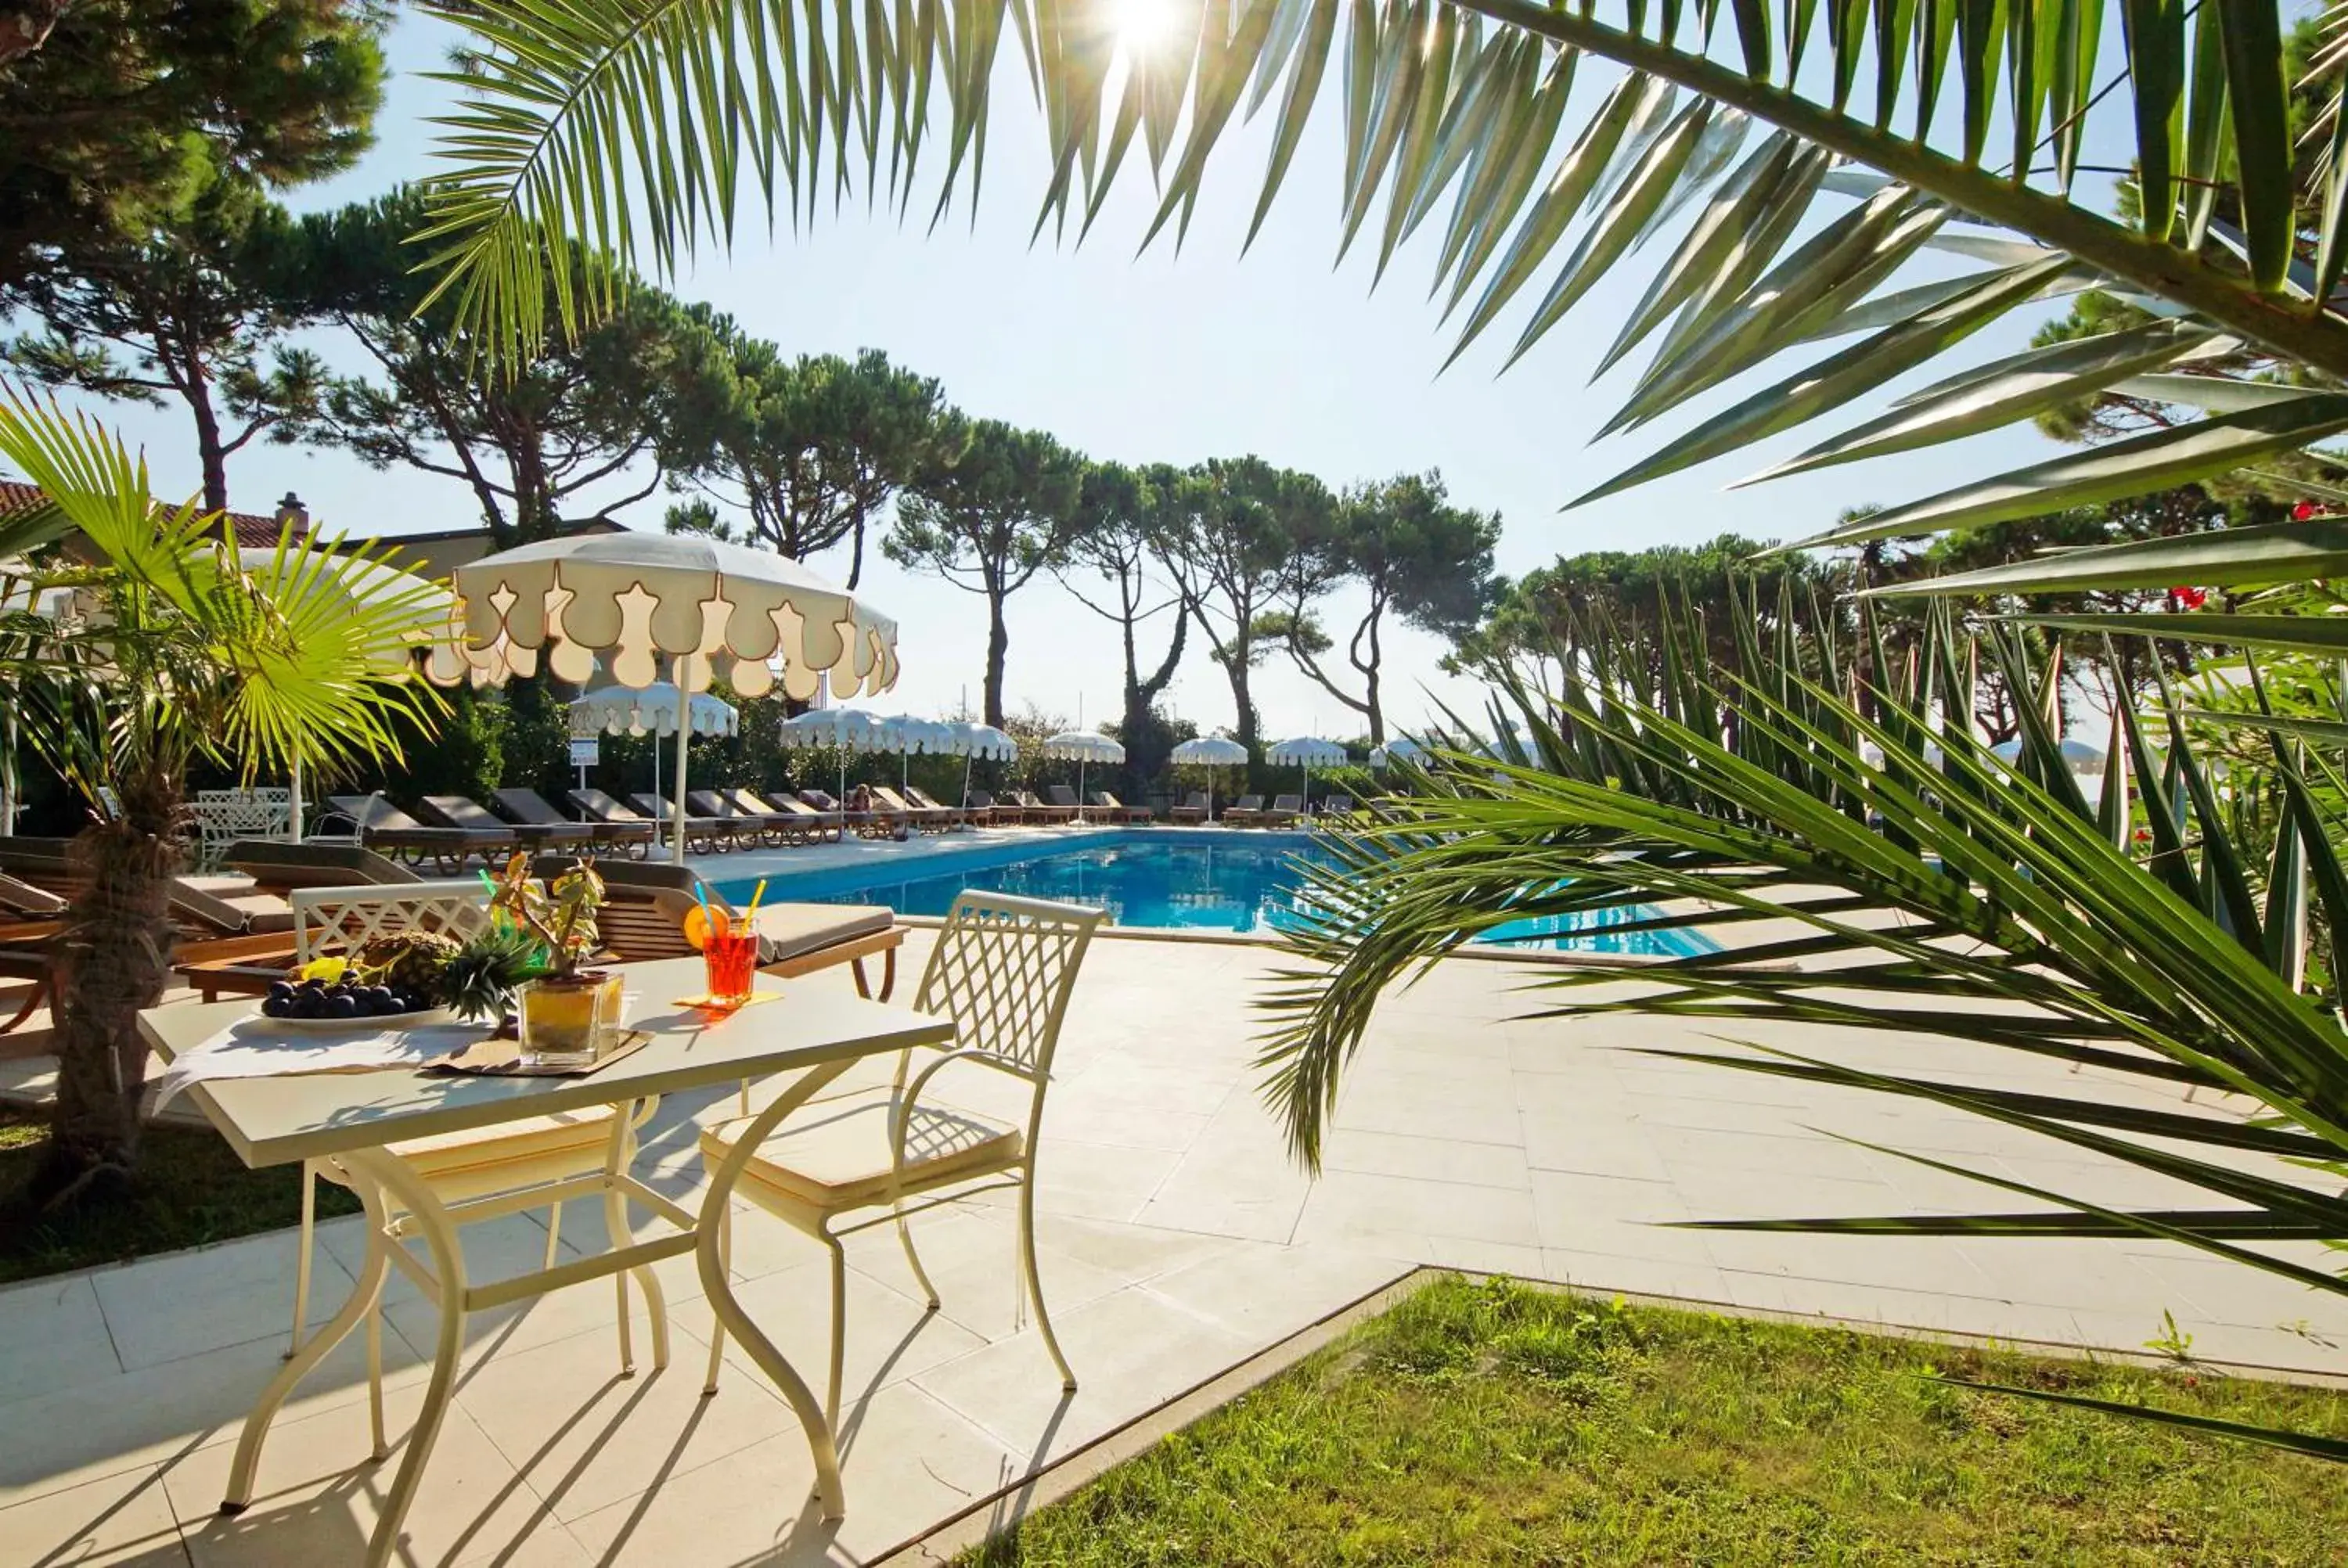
xmin=447 ymin=530 xmax=899 ymax=701
xmin=448 ymin=532 xmax=898 ymax=858
xmin=946 ymin=722 xmax=1018 ymax=761
xmin=569 ymin=683 xmax=740 ymax=737
xmin=1368 ymin=735 xmax=1427 ymax=769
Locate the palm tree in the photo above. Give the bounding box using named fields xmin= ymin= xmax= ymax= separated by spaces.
xmin=0 ymin=387 xmax=443 ymax=1205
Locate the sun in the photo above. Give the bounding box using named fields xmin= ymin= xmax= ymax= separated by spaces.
xmin=1109 ymin=0 xmax=1186 ymax=58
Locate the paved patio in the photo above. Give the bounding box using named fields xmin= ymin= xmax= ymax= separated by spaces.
xmin=5 ymin=929 xmax=2345 ymax=1566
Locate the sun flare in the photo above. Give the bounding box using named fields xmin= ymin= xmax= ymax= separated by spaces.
xmin=1109 ymin=0 xmax=1185 ymax=59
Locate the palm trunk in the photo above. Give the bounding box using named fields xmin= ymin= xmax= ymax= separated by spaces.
xmin=36 ymin=764 xmax=182 ymax=1204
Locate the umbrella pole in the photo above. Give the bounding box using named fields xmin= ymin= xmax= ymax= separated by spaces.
xmin=289 ymin=754 xmax=304 ymax=840
xmin=672 ymin=716 xmax=690 ymax=862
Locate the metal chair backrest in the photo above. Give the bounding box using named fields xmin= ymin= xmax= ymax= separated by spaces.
xmin=913 ymin=892 xmax=1104 ymax=1083
xmin=292 ymin=880 xmax=492 ymax=963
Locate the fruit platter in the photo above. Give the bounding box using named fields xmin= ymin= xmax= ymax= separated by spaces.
xmin=256 ymin=931 xmax=471 ymax=1030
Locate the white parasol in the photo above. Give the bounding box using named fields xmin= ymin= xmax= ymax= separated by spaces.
xmin=880 ymin=714 xmax=953 ymax=794
xmin=1043 ymin=730 xmax=1125 ymax=822
xmin=449 ymin=533 xmax=898 ymax=858
xmin=945 ymin=721 xmax=1017 ymax=808
xmin=779 ymin=706 xmax=898 ymax=804
xmin=1368 ymin=735 xmax=1428 ymax=770
xmin=1267 ymin=735 xmax=1347 ymax=812
xmin=1171 ymin=735 xmax=1247 ymax=822
xmin=571 ymin=682 xmax=740 ymax=801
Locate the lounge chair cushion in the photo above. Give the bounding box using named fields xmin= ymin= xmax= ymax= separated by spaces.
xmin=699 ymin=1087 xmax=1020 ymax=1211
xmin=390 ymin=1106 xmax=619 ymax=1179
xmin=751 ymin=903 xmax=892 ymax=962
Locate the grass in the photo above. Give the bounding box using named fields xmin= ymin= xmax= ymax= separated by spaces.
xmin=0 ymin=1108 xmax=357 ymax=1286
xmin=968 ymin=1275 xmax=2348 ymax=1566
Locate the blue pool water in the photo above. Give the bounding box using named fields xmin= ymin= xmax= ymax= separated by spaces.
xmin=716 ymin=831 xmax=1712 ymax=957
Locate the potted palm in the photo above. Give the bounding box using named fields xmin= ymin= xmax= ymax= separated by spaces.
xmin=0 ymin=388 xmax=444 ymax=1207
xmin=481 ymin=853 xmax=618 ymax=1066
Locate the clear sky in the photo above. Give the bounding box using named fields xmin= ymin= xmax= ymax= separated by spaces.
xmin=19 ymin=7 xmax=2156 ymax=741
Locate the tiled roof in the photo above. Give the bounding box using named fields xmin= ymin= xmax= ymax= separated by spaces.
xmin=0 ymin=480 xmax=308 ymax=548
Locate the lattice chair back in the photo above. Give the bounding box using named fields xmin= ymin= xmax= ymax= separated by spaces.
xmin=292 ymin=879 xmax=492 ymax=963
xmin=913 ymin=892 xmax=1104 ymax=1083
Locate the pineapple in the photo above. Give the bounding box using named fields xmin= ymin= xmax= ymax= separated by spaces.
xmin=439 ymin=926 xmax=547 ymax=1023
xmin=350 ymin=931 xmax=462 ymax=996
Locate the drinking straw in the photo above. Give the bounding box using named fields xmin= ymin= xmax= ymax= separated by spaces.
xmin=745 ymin=879 xmax=768 ymax=923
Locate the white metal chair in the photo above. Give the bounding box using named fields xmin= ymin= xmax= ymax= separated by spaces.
xmin=695 ymin=891 xmax=1105 ymax=1422
xmin=190 ymin=787 xmax=294 ymax=869
xmin=282 ymin=882 xmax=672 ymax=1454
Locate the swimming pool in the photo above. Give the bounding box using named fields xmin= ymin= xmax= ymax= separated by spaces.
xmin=715 ymin=830 xmax=1712 ymax=957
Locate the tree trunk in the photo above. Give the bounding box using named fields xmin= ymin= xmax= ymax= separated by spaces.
xmin=983 ymin=592 xmax=1010 ymax=730
xmin=34 ymin=763 xmax=181 ymax=1206
xmin=1363 ymin=612 xmax=1385 ymax=743
xmin=187 ymin=376 xmax=229 ymax=515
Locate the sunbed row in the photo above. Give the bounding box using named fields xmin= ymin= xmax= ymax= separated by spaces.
xmin=310 ymin=782 xmax=1171 ymax=868
xmin=1166 ymin=791 xmax=1356 ymax=825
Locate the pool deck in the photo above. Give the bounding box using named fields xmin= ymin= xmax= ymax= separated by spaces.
xmin=5 ymin=869 xmax=2348 ymax=1563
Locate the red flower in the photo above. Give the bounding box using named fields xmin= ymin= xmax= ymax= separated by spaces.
xmin=2295 ymin=501 xmax=2320 ymax=521
xmin=2169 ymin=586 xmax=2208 ymax=610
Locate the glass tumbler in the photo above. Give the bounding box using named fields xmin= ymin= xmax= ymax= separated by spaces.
xmin=703 ymin=930 xmax=758 ymax=1008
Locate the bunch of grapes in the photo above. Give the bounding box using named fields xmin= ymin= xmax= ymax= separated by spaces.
xmin=263 ymin=976 xmax=433 ymax=1021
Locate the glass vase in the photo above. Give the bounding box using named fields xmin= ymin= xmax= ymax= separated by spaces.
xmin=517 ymin=970 xmax=623 ymax=1068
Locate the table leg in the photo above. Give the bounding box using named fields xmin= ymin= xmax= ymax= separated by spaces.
xmin=340 ymin=1147 xmax=471 ymax=1568
xmin=697 ymin=1056 xmax=859 ymax=1519
xmin=221 ymin=1162 xmax=394 ymax=1513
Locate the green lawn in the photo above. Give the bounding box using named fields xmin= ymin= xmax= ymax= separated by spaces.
xmin=0 ymin=1109 xmax=357 ymax=1286
xmin=969 ymin=1275 xmax=2348 ymax=1566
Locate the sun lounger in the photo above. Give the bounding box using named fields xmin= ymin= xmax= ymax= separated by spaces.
xmin=222 ymin=840 xmax=421 ymax=897
xmin=418 ymin=793 xmax=600 ymax=851
xmin=1017 ymin=789 xmax=1075 ymax=825
xmin=686 ymin=789 xmax=793 ymax=846
xmin=799 ymin=789 xmax=896 ymax=839
xmin=0 ymin=838 xmax=305 ymax=1011
xmin=1315 ymin=793 xmax=1357 ymax=820
xmin=903 ymin=786 xmax=971 ymax=828
xmin=628 ymin=792 xmax=750 ymax=852
xmin=492 ymin=786 xmax=654 ymax=858
xmin=545 ymin=856 xmax=906 ymax=1001
xmin=1169 ymin=791 xmax=1211 ymax=824
xmin=1089 ymin=790 xmax=1152 ymax=824
xmin=1044 ymin=784 xmax=1090 ymax=822
xmin=0 ymin=872 xmax=69 ymax=1060
xmin=754 ymin=791 xmax=847 ymax=841
xmin=963 ymin=791 xmax=1007 ymax=826
xmin=873 ymin=785 xmax=953 ymax=832
xmin=325 ymin=793 xmax=515 ymax=872
xmin=1223 ymin=793 xmax=1266 ymax=826
xmin=1262 ymin=793 xmax=1304 ymax=826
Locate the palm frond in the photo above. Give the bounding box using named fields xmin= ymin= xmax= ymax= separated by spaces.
xmin=419 ymin=0 xmax=2348 ymax=563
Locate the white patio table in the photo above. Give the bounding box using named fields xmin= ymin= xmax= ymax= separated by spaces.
xmin=135 ymin=956 xmax=953 ymax=1566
